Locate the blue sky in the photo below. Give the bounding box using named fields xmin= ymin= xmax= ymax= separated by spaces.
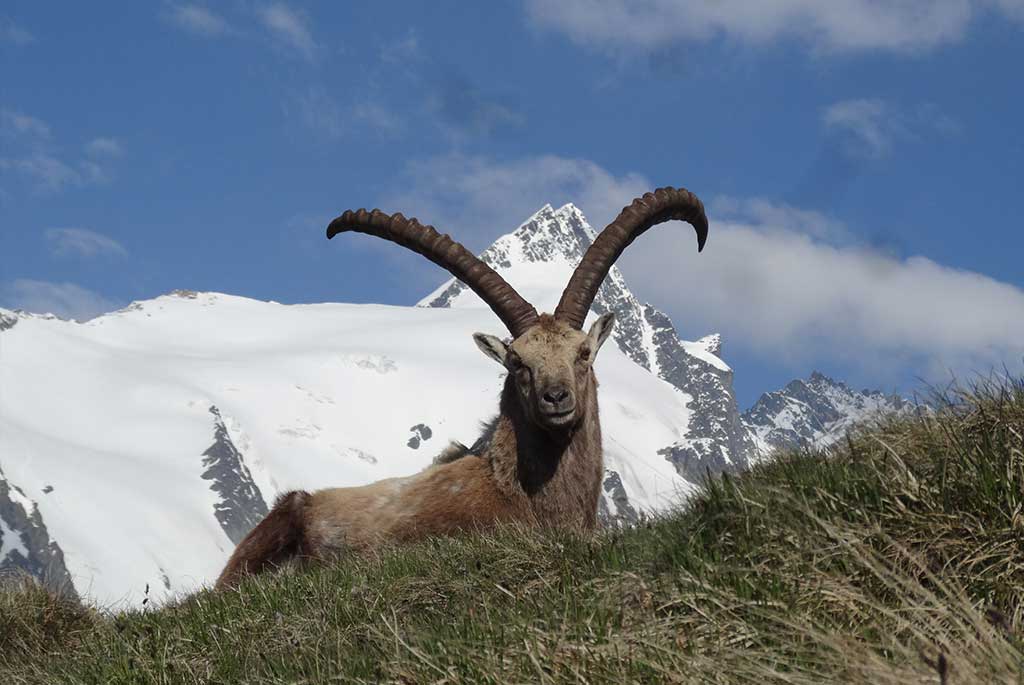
xmin=2 ymin=1 xmax=1023 ymax=408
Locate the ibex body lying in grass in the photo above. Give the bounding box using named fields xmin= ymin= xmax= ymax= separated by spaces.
xmin=215 ymin=187 xmax=707 ymax=590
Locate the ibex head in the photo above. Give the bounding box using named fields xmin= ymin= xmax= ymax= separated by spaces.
xmin=326 ymin=187 xmax=708 ymax=432
xmin=472 ymin=312 xmax=615 ymax=431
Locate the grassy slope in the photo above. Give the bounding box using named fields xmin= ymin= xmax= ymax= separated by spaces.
xmin=2 ymin=377 xmax=1023 ymax=684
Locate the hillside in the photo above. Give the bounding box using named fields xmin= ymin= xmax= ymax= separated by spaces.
xmin=2 ymin=376 xmax=1020 ymax=683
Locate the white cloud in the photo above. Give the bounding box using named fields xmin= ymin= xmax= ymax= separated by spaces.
xmin=256 ymin=3 xmax=319 ymax=61
xmin=46 ymin=228 xmax=128 ymax=259
xmin=0 ymin=155 xmax=82 ymax=192
xmin=85 ymin=137 xmax=124 ymax=157
xmin=823 ymin=98 xmax=891 ymax=158
xmin=619 ymin=199 xmax=1024 ymax=382
xmin=711 ymin=196 xmax=851 ymax=243
xmin=822 ymin=98 xmax=960 ymax=159
xmin=992 ymin=0 xmax=1024 ymax=21
xmin=0 ymin=108 xmax=51 ymax=140
xmin=0 ymin=110 xmax=120 ymax=191
xmin=164 ymin=4 xmax=231 ymax=37
xmin=290 ymin=86 xmax=404 ymax=141
xmin=524 ymin=0 xmax=1023 ymax=55
xmin=0 ymin=280 xmax=121 ymax=322
xmin=0 ymin=155 xmax=114 ymax=193
xmin=0 ymin=18 xmax=34 ymax=45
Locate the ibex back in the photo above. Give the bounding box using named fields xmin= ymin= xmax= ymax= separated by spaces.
xmin=215 ymin=186 xmax=708 ymax=590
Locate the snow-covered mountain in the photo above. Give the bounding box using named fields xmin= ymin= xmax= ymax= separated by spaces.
xmin=742 ymin=371 xmax=909 ymax=458
xmin=0 ymin=202 xmax=907 ymax=608
xmin=0 ymin=288 xmax=695 ymax=607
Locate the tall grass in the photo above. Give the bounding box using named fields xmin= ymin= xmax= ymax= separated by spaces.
xmin=2 ymin=376 xmax=1022 ymax=683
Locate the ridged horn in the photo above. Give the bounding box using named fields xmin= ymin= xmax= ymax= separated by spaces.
xmin=554 ymin=186 xmax=708 ymax=329
xmin=327 ymin=209 xmax=540 ymax=337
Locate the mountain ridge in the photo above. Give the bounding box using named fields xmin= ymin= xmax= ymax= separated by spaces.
xmin=743 ymin=369 xmax=909 ymax=458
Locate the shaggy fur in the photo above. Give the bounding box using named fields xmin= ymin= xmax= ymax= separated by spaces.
xmin=216 ymin=490 xmax=313 ymax=589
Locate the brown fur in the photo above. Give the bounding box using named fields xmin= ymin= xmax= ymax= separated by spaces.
xmin=215 ymin=313 xmax=613 ymax=590
xmin=215 ymin=490 xmax=313 ymax=590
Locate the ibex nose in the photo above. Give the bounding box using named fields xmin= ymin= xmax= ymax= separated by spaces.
xmin=543 ymin=387 xmax=570 ymax=404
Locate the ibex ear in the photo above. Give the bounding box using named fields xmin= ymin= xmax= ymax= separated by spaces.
xmin=586 ymin=312 xmax=616 ymax=356
xmin=473 ymin=333 xmax=509 ymax=366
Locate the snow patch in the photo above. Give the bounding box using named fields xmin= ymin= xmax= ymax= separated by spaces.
xmin=0 ymin=516 xmax=28 ymax=561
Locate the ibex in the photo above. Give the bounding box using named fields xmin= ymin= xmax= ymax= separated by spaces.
xmin=215 ymin=187 xmax=707 ymax=590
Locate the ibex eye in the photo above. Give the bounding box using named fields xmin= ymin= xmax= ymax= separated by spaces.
xmin=578 ymin=347 xmax=591 ymax=362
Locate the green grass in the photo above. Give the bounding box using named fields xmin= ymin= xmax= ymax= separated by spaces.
xmin=3 ymin=375 xmax=1024 ymax=683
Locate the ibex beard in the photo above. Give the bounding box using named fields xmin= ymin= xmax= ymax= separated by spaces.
xmin=215 ymin=187 xmax=707 ymax=591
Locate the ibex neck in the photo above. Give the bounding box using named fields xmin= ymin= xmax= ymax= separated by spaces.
xmin=487 ymin=374 xmax=604 ymax=529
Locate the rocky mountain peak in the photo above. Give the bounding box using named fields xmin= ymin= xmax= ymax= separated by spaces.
xmin=475 ymin=202 xmax=594 ymax=271
xmin=743 ymin=370 xmax=908 ymax=459
xmin=694 ymin=334 xmax=722 ymax=358
xmin=0 ymin=309 xmax=19 ymax=331
xmin=808 ymin=370 xmax=830 ymax=383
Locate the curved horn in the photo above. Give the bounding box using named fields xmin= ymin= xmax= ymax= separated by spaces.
xmin=327 ymin=209 xmax=539 ymax=337
xmin=554 ymin=186 xmax=708 ymax=329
